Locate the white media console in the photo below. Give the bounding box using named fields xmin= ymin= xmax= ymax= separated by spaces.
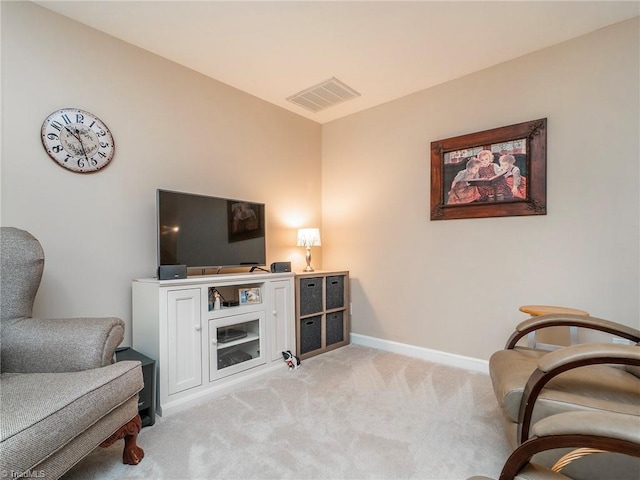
xmin=132 ymin=272 xmax=295 ymax=416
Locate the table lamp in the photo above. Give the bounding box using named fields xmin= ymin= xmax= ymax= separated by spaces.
xmin=297 ymin=228 xmax=321 ymax=272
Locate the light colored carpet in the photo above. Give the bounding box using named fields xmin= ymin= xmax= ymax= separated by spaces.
xmin=64 ymin=345 xmax=511 ymax=479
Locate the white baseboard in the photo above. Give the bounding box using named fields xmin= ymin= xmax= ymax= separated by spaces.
xmin=350 ymin=333 xmax=489 ymax=374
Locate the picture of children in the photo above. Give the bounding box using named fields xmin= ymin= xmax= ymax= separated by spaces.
xmin=231 ymin=202 xmax=258 ymax=234
xmin=227 ymin=201 xmax=265 ymax=243
xmin=447 ymin=157 xmax=481 ymax=204
xmin=431 ymin=120 xmax=544 ymax=221
xmin=498 ymin=154 xmax=527 ymax=199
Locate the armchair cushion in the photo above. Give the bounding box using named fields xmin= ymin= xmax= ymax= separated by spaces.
xmin=1 ymin=317 xmax=125 ymax=373
xmin=531 ymin=411 xmax=640 ymax=443
xmin=0 ymin=360 xmax=142 ymax=475
xmin=490 ymin=348 xmax=640 ymax=425
xmin=468 ymin=464 xmax=572 ymax=480
xmin=626 ymin=343 xmax=640 ymax=378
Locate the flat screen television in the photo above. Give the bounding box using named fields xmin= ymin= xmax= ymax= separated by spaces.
xmin=157 ymin=189 xmax=266 ymax=270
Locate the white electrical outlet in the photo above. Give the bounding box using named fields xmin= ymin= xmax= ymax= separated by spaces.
xmin=612 ymin=337 xmax=631 ymax=345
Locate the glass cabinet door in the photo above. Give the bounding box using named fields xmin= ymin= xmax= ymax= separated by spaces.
xmin=209 ymin=311 xmax=265 ymax=380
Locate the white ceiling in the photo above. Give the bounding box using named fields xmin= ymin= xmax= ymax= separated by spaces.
xmin=35 ymin=1 xmax=639 ymax=124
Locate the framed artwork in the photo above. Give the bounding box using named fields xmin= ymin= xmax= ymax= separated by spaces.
xmin=227 ymin=201 xmax=265 ymax=242
xmin=430 ymin=118 xmax=547 ymax=220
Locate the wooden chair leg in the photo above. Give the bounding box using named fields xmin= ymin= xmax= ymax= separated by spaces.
xmin=100 ymin=415 xmax=145 ymax=465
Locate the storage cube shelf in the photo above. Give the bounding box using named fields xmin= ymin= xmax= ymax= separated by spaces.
xmin=295 ymin=271 xmax=350 ymax=360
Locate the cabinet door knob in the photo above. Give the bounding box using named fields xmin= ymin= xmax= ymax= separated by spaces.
xmin=195 ymin=325 xmax=201 ymax=331
xmin=211 ymin=338 xmax=218 ymax=345
xmin=272 ymin=310 xmax=277 ymax=316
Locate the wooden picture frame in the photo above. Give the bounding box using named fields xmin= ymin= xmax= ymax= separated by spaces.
xmin=430 ymin=118 xmax=547 ymax=220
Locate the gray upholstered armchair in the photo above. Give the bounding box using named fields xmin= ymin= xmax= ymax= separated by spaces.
xmin=0 ymin=227 xmax=144 ymax=479
xmin=489 ymin=313 xmax=640 ymax=479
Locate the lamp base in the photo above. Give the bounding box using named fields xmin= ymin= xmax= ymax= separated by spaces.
xmin=304 ymin=246 xmax=314 ymax=272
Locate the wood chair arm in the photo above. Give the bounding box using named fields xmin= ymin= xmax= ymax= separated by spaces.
xmin=537 ymin=343 xmax=640 ymax=372
xmin=500 ymin=433 xmax=640 ymax=480
xmin=517 ymin=344 xmax=640 ymax=444
xmin=505 ymin=314 xmax=640 ymax=349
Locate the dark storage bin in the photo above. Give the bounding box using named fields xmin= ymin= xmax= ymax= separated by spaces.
xmin=326 ymin=311 xmax=344 ymax=346
xmin=300 ymin=315 xmax=322 ymax=354
xmin=326 ymin=275 xmax=345 ymax=310
xmin=300 ymin=277 xmax=323 ymax=316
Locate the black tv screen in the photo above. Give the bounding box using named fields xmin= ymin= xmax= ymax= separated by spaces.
xmin=157 ymin=189 xmax=266 ymax=270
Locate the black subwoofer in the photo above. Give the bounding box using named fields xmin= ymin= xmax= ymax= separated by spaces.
xmin=115 ymin=347 xmax=156 ymax=427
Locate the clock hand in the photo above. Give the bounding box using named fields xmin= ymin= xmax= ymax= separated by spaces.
xmin=63 ymin=126 xmax=88 ymax=161
xmin=73 ymin=127 xmax=90 ymax=162
xmin=64 ymin=125 xmax=81 ymax=141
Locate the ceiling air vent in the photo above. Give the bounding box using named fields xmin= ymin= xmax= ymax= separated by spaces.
xmin=287 ymin=77 xmax=360 ymax=113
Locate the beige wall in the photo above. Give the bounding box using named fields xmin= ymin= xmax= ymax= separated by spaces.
xmin=1 ymin=2 xmax=322 ymax=344
xmin=2 ymin=3 xmax=638 ymax=361
xmin=322 ymin=18 xmax=640 ymax=360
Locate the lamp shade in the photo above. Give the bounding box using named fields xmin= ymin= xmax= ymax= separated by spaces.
xmin=297 ymin=228 xmax=321 ymax=247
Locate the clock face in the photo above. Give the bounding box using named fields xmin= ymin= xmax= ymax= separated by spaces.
xmin=41 ymin=108 xmax=115 ymax=173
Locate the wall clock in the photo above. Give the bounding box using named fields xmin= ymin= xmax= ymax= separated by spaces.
xmin=41 ymin=108 xmax=115 ymax=173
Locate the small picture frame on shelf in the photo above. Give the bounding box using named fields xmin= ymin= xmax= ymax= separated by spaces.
xmin=239 ymin=287 xmax=261 ymax=305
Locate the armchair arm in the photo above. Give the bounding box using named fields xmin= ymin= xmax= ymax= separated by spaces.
xmin=1 ymin=317 xmax=124 ymax=373
xmin=501 ymin=412 xmax=640 ymax=480
xmin=537 ymin=343 xmax=640 ymax=372
xmin=505 ymin=314 xmax=640 ymax=349
xmin=517 ymin=343 xmax=640 ymax=444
